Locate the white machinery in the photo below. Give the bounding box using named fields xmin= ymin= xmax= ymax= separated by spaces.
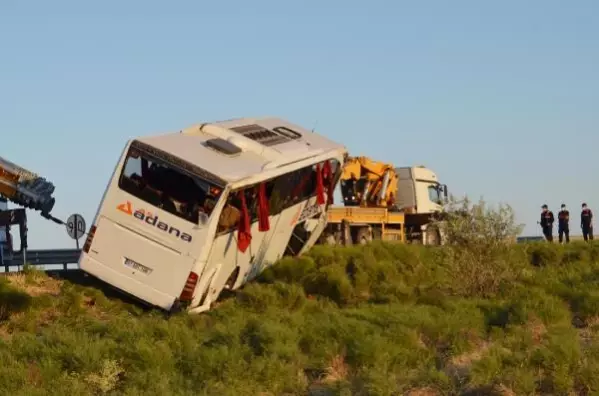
xmin=78 ymin=117 xmax=347 ymax=314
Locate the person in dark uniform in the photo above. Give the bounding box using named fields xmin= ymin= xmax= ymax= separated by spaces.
xmin=540 ymin=204 xmax=554 ymax=242
xmin=581 ymin=203 xmax=593 ymax=241
xmin=558 ymin=203 xmax=570 ymax=243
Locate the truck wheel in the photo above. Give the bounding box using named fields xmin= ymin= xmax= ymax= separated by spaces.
xmin=325 ymin=234 xmax=338 ymax=246
xmin=356 ymin=227 xmax=372 ymax=245
xmin=425 ymin=227 xmax=441 ymax=246
xmin=372 ymin=228 xmax=382 ymax=241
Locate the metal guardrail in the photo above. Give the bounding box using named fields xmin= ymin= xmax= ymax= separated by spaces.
xmin=2 ymin=248 xmax=81 ymax=272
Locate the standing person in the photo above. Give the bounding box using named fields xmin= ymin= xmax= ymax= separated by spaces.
xmin=558 ymin=203 xmax=570 ymax=243
xmin=581 ymin=203 xmax=594 ymax=241
xmin=540 ymin=204 xmax=554 ymax=242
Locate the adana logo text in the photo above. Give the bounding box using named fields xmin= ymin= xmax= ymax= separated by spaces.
xmin=117 ymin=201 xmax=192 ymax=242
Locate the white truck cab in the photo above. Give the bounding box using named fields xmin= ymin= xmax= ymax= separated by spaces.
xmin=395 ymin=166 xmax=447 ymax=214
xmin=395 ymin=166 xmax=448 ymax=245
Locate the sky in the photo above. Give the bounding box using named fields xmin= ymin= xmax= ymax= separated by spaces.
xmin=1 ymin=0 xmax=598 ymax=249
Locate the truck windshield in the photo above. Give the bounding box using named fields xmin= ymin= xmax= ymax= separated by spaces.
xmin=427 ymin=184 xmax=442 ymax=205
xmin=118 ymin=146 xmax=224 ymax=225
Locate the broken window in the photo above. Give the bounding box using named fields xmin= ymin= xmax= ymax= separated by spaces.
xmin=268 ymin=159 xmax=341 ymax=215
xmin=119 ymin=147 xmax=224 ymax=225
xmin=215 ymin=158 xmax=340 ymax=235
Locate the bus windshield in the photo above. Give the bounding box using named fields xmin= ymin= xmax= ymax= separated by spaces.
xmin=118 ymin=146 xmax=224 ymax=225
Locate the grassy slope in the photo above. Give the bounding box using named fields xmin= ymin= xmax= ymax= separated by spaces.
xmin=1 ymin=242 xmax=599 ymax=396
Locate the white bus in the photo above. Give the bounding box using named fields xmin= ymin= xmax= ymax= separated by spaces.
xmin=78 ymin=117 xmax=347 ymax=313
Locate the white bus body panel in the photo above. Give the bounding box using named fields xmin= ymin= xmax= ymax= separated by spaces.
xmin=78 ymin=189 xmax=203 ymax=310
xmin=78 ymin=141 xmax=207 ymax=310
xmin=190 ymin=192 xmax=331 ymax=312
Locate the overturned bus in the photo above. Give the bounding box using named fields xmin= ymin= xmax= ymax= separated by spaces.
xmin=78 ymin=117 xmax=347 ymax=313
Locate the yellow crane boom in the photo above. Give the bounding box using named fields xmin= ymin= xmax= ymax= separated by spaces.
xmin=338 ymin=156 xmax=398 ymax=208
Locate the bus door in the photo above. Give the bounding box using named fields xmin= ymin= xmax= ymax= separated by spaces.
xmin=205 ymin=182 xmax=280 ymax=291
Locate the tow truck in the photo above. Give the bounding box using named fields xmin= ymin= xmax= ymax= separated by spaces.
xmin=0 ymin=156 xmax=58 ymax=266
xmin=320 ymin=156 xmax=448 ymax=245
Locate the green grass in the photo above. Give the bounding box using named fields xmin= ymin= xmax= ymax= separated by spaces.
xmin=1 ymin=241 xmax=599 ymax=395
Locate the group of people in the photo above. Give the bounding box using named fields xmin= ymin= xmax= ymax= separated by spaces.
xmin=540 ymin=203 xmax=594 ymax=243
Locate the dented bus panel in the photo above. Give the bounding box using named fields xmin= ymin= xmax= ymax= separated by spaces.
xmin=78 ymin=117 xmax=347 ymax=313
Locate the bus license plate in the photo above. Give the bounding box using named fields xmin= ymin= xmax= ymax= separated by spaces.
xmin=124 ymin=258 xmax=153 ymax=275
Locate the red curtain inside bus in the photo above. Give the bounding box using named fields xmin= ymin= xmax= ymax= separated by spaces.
xmin=323 ymin=160 xmax=334 ymax=204
xmin=316 ymin=163 xmax=325 ymax=205
xmin=257 ymin=182 xmax=270 ymax=232
xmin=237 ymin=190 xmax=252 ymax=252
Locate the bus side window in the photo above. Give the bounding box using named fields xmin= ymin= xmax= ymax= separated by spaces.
xmin=267 ymin=164 xmax=318 ymax=216
xmin=119 ymin=150 xmax=224 ymax=225
xmin=217 ymin=189 xmax=255 ymax=233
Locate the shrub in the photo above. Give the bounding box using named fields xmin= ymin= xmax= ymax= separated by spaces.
xmin=428 ymin=196 xmax=525 ymax=297
xmin=1 ymin=198 xmax=599 ymax=395
xmin=434 ymin=195 xmax=524 ymax=247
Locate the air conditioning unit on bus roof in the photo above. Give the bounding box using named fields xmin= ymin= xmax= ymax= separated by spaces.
xmin=182 ymin=118 xmax=316 ymax=162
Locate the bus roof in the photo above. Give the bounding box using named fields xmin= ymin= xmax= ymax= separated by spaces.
xmin=135 ymin=117 xmax=347 ymax=184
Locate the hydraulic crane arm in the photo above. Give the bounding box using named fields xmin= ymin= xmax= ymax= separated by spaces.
xmin=0 ymin=156 xmax=56 ymax=214
xmin=339 ymin=156 xmax=398 ymax=207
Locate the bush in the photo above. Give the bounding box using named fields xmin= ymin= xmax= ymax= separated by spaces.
xmin=427 ymin=196 xmax=526 ymax=297
xmin=0 ymin=200 xmax=599 ymax=395
xmin=435 ymin=195 xmax=524 ymax=247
